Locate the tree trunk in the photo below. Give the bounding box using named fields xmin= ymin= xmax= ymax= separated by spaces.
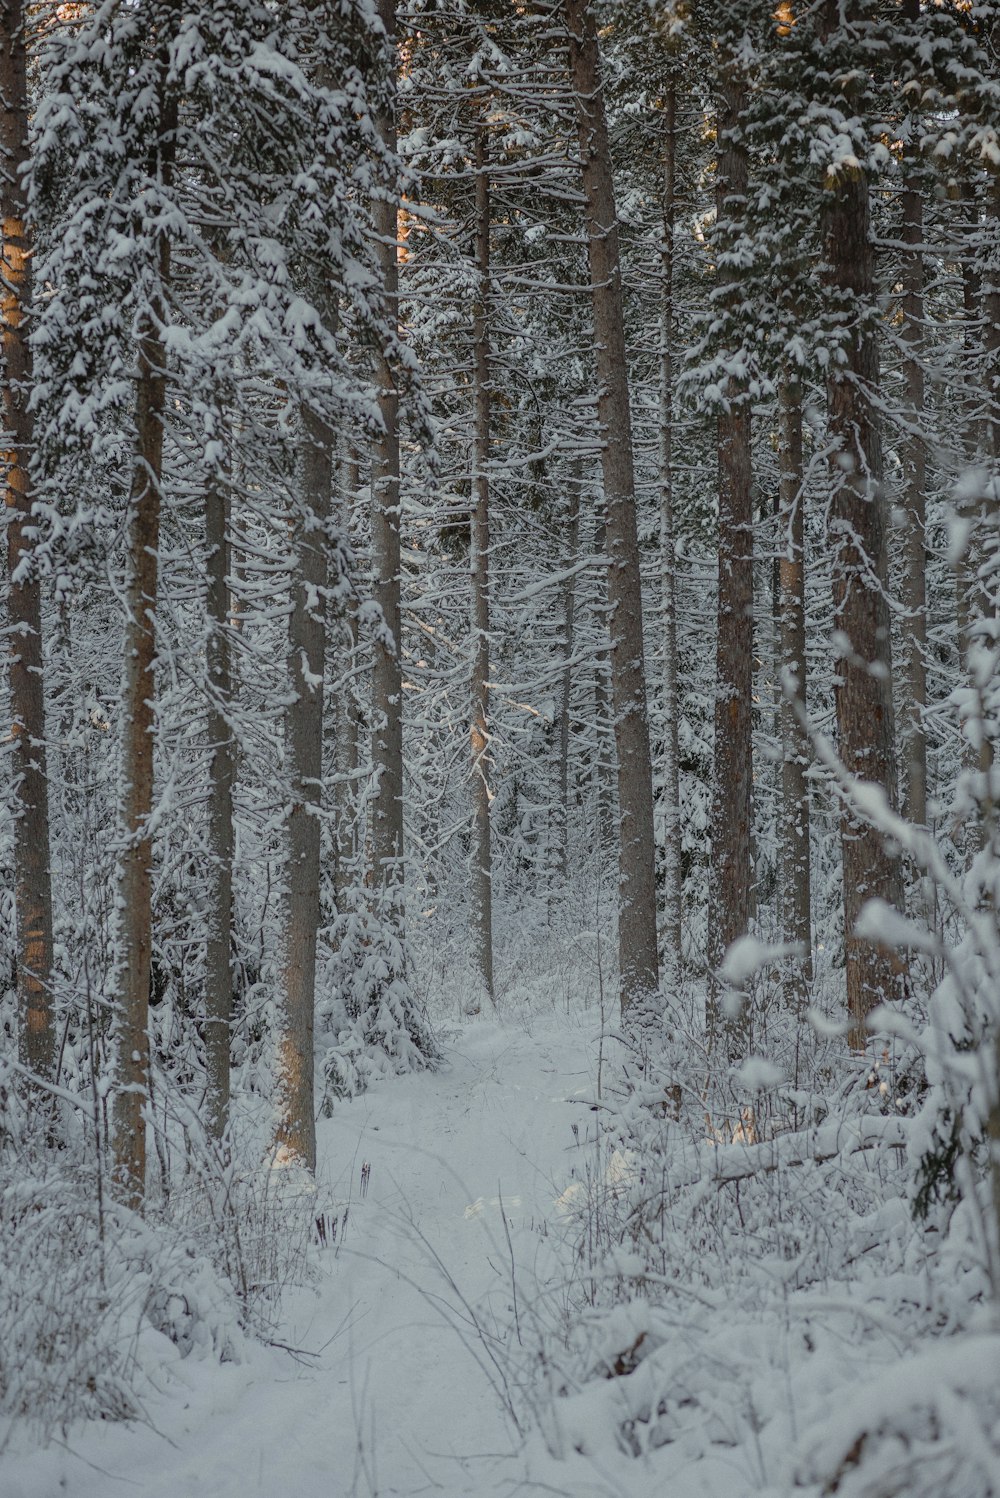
xmin=334 ymin=449 xmax=360 ymax=913
xmin=204 ymin=439 xmax=233 ymax=1143
xmin=706 ymin=63 xmax=754 ymax=1056
xmin=899 ymin=26 xmax=928 ymax=830
xmin=777 ymin=375 xmax=812 ymax=1007
xmin=821 ymin=38 xmax=904 ymax=1048
xmin=565 ymin=0 xmax=659 ymax=1016
xmin=371 ymin=0 xmax=405 ymax=909
xmin=1 ymin=0 xmax=56 ymax=1093
xmin=986 ymin=20 xmax=1000 ymax=472
xmin=470 ymin=117 xmax=494 ymax=1013
xmin=556 ymin=463 xmax=582 ymax=887
xmin=659 ymin=82 xmax=683 ymax=980
xmin=591 ymin=510 xmax=616 ymax=862
xmin=277 ymin=406 xmax=333 ymax=1174
xmin=955 ymin=176 xmax=982 ymax=714
xmin=112 ymin=60 xmax=177 ymax=1206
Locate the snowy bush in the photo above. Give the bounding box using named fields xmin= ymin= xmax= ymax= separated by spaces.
xmin=320 ymin=889 xmax=439 ymax=1102
xmin=520 ymin=1004 xmax=1000 ymax=1497
xmin=0 ymin=1141 xmax=243 ymax=1436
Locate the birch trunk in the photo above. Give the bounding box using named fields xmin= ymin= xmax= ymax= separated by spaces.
xmin=1 ymin=0 xmax=56 ymax=1091
xmin=565 ymin=0 xmax=659 ymax=1016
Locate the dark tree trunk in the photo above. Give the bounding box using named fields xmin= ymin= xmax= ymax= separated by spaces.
xmin=334 ymin=449 xmax=360 ymax=913
xmin=899 ymin=7 xmax=928 ymax=830
xmin=659 ymin=83 xmax=683 ymax=979
xmin=556 ymin=463 xmax=582 ymax=887
xmin=112 ymin=48 xmax=177 ymax=1205
xmin=821 ymin=22 xmax=905 ymax=1046
xmin=1 ymin=0 xmax=56 ymax=1095
xmin=706 ymin=63 xmax=754 ymax=1056
xmin=371 ymin=0 xmax=405 ymax=908
xmin=777 ymin=376 xmax=813 ymax=1007
xmin=204 ymin=441 xmax=233 ymax=1143
xmin=565 ymin=0 xmax=659 ymax=1016
xmin=469 ymin=117 xmax=494 ymax=1013
xmin=277 ymin=406 xmax=333 ymax=1174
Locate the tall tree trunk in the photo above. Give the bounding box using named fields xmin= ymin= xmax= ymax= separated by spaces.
xmin=556 ymin=462 xmax=582 ymax=888
xmin=986 ymin=21 xmax=1000 ymax=473
xmin=334 ymin=449 xmax=360 ymax=913
xmin=277 ymin=408 xmax=332 ymax=1173
xmin=112 ymin=65 xmax=177 ymax=1207
xmin=706 ymin=62 xmax=754 ymax=1055
xmin=204 ymin=439 xmax=233 ymax=1143
xmin=591 ymin=510 xmax=616 ymax=862
xmin=777 ymin=375 xmax=813 ymax=1007
xmin=899 ymin=24 xmax=928 ymax=830
xmin=1 ymin=0 xmax=56 ymax=1092
xmin=114 ymin=331 xmax=168 ymax=1205
xmin=470 ymin=117 xmax=494 ymax=1013
xmin=417 ymin=615 xmax=439 ymax=901
xmin=371 ymin=0 xmax=405 ymax=911
xmin=976 ymin=156 xmax=1000 ymax=831
xmin=565 ymin=0 xmax=659 ymax=1016
xmin=955 ymin=176 xmax=982 ymax=705
xmin=659 ymin=82 xmax=683 ymax=979
xmin=821 ymin=19 xmax=904 ymax=1048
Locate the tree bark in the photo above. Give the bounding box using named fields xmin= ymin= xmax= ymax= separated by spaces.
xmin=706 ymin=63 xmax=754 ymax=1056
xmin=777 ymin=375 xmax=813 ymax=1007
xmin=371 ymin=0 xmax=405 ymax=909
xmin=334 ymin=449 xmax=360 ymax=913
xmin=556 ymin=462 xmax=582 ymax=887
xmin=277 ymin=406 xmax=333 ymax=1174
xmin=591 ymin=510 xmax=615 ymax=862
xmin=955 ymin=176 xmax=982 ymax=696
xmin=114 ymin=332 xmax=169 ymax=1205
xmin=470 ymin=118 xmax=494 ymax=1013
xmin=204 ymin=438 xmax=233 ymax=1143
xmin=659 ymin=82 xmax=683 ymax=979
xmin=985 ymin=20 xmax=1000 ymax=472
xmin=565 ymin=0 xmax=659 ymax=1016
xmin=112 ymin=49 xmax=177 ymax=1206
xmin=821 ymin=28 xmax=904 ymax=1047
xmin=898 ymin=18 xmax=928 ymax=830
xmin=1 ymin=0 xmax=56 ymax=1092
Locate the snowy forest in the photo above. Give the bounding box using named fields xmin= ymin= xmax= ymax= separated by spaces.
xmin=2 ymin=0 xmax=1000 ymax=1494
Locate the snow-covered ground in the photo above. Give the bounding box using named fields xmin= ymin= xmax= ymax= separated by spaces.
xmin=5 ymin=1008 xmax=998 ymax=1498
xmin=1 ymin=1016 xmax=620 ymax=1498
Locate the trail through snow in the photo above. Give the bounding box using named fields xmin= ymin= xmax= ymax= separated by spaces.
xmin=4 ymin=1016 xmax=629 ymax=1498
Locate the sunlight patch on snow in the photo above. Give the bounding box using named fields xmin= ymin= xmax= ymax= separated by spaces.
xmin=463 ymin=1193 xmax=522 ymax=1219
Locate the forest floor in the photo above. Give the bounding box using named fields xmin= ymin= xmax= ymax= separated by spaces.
xmin=4 ymin=1011 xmax=673 ymax=1498
xmin=8 ymin=1000 xmax=985 ymax=1498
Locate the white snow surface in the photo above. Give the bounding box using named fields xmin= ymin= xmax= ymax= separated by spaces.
xmin=2 ymin=1013 xmax=997 ymax=1498
xmin=0 ymin=1017 xmax=611 ymax=1498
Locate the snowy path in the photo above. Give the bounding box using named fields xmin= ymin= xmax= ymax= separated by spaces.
xmin=4 ymin=1018 xmax=609 ymax=1498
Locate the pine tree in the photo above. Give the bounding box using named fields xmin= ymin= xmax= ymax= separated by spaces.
xmin=1 ymin=0 xmax=57 ymax=1099
xmin=564 ymin=0 xmax=659 ymax=1017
